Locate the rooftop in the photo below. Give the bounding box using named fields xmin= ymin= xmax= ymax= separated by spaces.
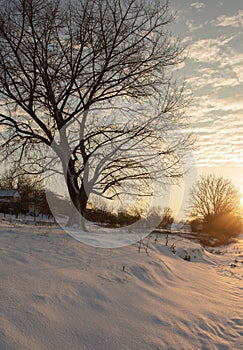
xmin=0 ymin=190 xmax=20 ymax=198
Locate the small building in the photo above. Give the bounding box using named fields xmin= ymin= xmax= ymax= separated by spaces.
xmin=0 ymin=190 xmax=21 ymax=202
xmin=0 ymin=190 xmax=21 ymax=216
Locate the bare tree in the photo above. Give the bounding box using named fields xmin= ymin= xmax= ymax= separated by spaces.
xmin=159 ymin=207 xmax=174 ymax=228
xmin=0 ymin=0 xmax=192 ymax=225
xmin=0 ymin=167 xmax=52 ymax=217
xmin=190 ymin=175 xmax=242 ymax=239
xmin=0 ymin=166 xmax=44 ymax=196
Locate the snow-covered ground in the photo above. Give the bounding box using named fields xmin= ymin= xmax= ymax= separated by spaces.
xmin=0 ymin=220 xmax=242 ymax=350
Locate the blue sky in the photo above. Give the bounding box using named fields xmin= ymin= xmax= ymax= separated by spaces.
xmin=168 ymin=0 xmax=243 ymax=208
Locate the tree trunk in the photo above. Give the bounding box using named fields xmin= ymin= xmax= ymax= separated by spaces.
xmin=66 ymin=169 xmax=89 ymax=230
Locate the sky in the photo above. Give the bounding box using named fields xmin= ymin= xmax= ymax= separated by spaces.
xmin=167 ymin=0 xmax=243 ymax=217
xmin=0 ymin=0 xmax=242 ymax=222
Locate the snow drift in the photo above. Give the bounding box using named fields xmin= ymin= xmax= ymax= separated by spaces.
xmin=0 ymin=221 xmax=242 ymax=350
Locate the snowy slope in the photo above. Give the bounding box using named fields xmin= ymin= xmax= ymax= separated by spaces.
xmin=0 ymin=221 xmax=242 ymax=350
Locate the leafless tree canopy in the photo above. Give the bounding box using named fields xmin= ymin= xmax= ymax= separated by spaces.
xmin=0 ymin=0 xmax=192 ymax=220
xmin=0 ymin=169 xmax=43 ymax=197
xmin=190 ymin=175 xmax=242 ymax=222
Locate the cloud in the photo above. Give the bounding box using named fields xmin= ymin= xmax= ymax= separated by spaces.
xmin=182 ymin=36 xmax=243 ymax=169
xmin=186 ymin=20 xmax=204 ymax=32
xmin=186 ymin=71 xmax=239 ymax=91
xmin=193 ymin=126 xmax=243 ymax=167
xmin=213 ymin=10 xmax=243 ymax=28
xmin=188 ymin=36 xmax=234 ymax=63
xmin=188 ymin=94 xmax=243 ymax=120
xmin=171 ymin=2 xmax=243 ymax=171
xmin=223 ymin=52 xmax=243 ymax=83
xmin=185 ymin=33 xmax=243 ymax=83
xmin=190 ymin=2 xmax=206 ymax=10
xmin=185 ymin=94 xmax=243 ymax=168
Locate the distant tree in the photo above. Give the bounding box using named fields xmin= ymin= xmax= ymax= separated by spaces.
xmin=158 ymin=207 xmax=174 ymax=228
xmin=0 ymin=168 xmax=52 ymax=216
xmin=0 ymin=167 xmax=16 ymax=190
xmin=0 ymin=168 xmax=44 ymax=199
xmin=189 ymin=218 xmax=202 ymax=233
xmin=147 ymin=206 xmax=174 ymax=229
xmin=0 ymin=0 xmax=192 ymax=226
xmin=190 ymin=175 xmax=242 ymax=242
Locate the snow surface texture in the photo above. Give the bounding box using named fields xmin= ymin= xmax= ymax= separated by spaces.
xmin=0 ymin=221 xmax=242 ymax=350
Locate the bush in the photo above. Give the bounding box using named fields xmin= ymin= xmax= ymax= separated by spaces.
xmin=84 ymin=208 xmax=141 ymax=227
xmin=203 ymin=213 xmax=242 ymax=245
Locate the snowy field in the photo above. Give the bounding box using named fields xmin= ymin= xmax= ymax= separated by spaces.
xmin=0 ymin=220 xmax=242 ymax=350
